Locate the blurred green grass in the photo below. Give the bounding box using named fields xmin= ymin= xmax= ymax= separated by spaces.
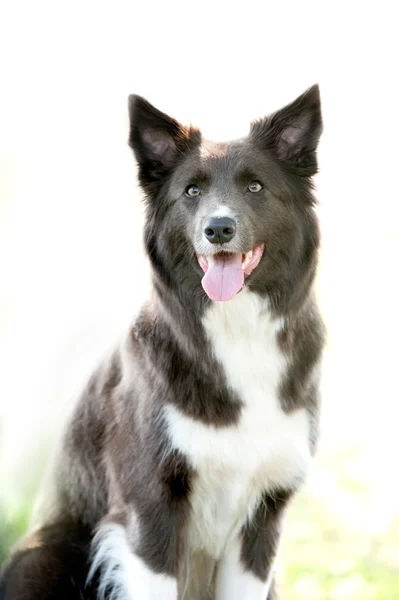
xmin=0 ymin=498 xmax=32 ymax=564
xmin=280 ymin=489 xmax=399 ymax=599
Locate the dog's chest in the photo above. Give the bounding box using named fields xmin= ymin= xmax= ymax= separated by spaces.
xmin=164 ymin=292 xmax=311 ymax=559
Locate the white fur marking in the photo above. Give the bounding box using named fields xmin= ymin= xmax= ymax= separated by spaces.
xmin=88 ymin=523 xmax=177 ymax=600
xmin=215 ymin=537 xmax=274 ymax=600
xmin=164 ymin=290 xmax=311 ymax=562
xmin=209 ymin=205 xmax=236 ymax=219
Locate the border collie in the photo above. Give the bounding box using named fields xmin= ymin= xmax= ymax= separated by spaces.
xmin=0 ymin=85 xmax=325 ymax=600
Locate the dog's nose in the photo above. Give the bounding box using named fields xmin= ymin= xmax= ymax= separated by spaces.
xmin=204 ymin=217 xmax=236 ymax=244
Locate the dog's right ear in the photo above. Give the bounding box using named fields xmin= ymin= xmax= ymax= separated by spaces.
xmin=128 ymin=95 xmax=200 ymax=189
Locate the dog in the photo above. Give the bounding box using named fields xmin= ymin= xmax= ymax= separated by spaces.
xmin=0 ymin=85 xmax=325 ymax=599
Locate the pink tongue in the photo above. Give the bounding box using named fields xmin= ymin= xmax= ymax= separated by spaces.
xmin=202 ymin=253 xmax=244 ymax=302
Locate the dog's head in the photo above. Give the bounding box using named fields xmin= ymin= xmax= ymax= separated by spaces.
xmin=128 ymin=86 xmax=322 ymax=314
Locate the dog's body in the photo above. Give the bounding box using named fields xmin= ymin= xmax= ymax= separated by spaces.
xmin=0 ymin=86 xmax=325 ymax=600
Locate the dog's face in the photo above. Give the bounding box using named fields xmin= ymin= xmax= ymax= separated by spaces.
xmin=128 ymin=87 xmax=322 ymax=313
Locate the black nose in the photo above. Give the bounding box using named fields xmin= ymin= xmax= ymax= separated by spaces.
xmin=204 ymin=217 xmax=236 ymax=244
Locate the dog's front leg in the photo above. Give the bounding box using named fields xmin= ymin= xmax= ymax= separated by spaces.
xmin=88 ymin=512 xmax=180 ymax=600
xmin=214 ymin=491 xmax=291 ymax=600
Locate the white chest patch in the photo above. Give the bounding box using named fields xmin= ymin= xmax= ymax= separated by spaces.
xmin=164 ymin=290 xmax=311 ymax=563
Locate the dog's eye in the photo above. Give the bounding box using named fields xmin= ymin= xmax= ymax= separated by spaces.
xmin=185 ymin=185 xmax=201 ymax=197
xmin=248 ymin=182 xmax=263 ymax=193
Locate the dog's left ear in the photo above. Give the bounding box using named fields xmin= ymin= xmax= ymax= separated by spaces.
xmin=251 ymin=84 xmax=323 ymax=176
xmin=128 ymin=95 xmax=200 ymax=188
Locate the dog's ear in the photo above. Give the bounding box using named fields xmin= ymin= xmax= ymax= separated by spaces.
xmin=251 ymin=84 xmax=323 ymax=176
xmin=128 ymin=95 xmax=200 ymax=188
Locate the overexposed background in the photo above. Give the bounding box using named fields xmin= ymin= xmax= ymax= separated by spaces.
xmin=1 ymin=1 xmax=398 ymax=598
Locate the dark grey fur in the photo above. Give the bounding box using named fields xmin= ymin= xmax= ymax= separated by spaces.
xmin=0 ymin=85 xmax=325 ymax=600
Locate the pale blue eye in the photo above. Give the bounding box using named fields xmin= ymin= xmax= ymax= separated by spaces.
xmin=248 ymin=182 xmax=263 ymax=193
xmin=185 ymin=185 xmax=201 ymax=197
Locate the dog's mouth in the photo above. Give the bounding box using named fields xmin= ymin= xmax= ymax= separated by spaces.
xmin=197 ymin=244 xmax=264 ymax=302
